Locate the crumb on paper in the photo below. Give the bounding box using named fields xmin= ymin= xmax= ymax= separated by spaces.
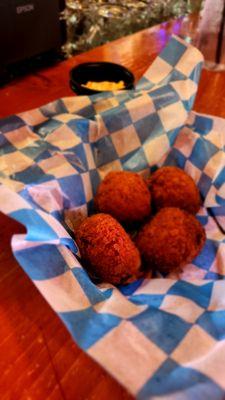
xmin=64 ymin=208 xmax=87 ymax=232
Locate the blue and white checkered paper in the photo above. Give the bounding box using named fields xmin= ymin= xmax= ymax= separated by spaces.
xmin=0 ymin=35 xmax=225 ymax=399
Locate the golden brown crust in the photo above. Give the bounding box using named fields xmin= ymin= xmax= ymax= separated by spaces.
xmin=95 ymin=171 xmax=151 ymax=223
xmin=148 ymin=166 xmax=201 ymax=214
xmin=75 ymin=213 xmax=141 ymax=285
xmin=136 ymin=207 xmax=206 ymax=274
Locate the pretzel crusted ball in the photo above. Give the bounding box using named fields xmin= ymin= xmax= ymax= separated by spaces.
xmin=75 ymin=213 xmax=141 ymax=284
xmin=148 ymin=166 xmax=201 ymax=214
xmin=95 ymin=171 xmax=151 ymax=223
xmin=136 ymin=208 xmax=206 ymax=274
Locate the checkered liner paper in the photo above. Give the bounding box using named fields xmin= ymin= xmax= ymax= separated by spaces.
xmin=0 ymin=35 xmax=225 ymax=399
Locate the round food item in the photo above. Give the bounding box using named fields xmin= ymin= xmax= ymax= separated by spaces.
xmin=95 ymin=171 xmax=151 ymax=223
xmin=136 ymin=207 xmax=206 ymax=274
xmin=148 ymin=166 xmax=201 ymax=214
xmin=75 ymin=213 xmax=141 ymax=284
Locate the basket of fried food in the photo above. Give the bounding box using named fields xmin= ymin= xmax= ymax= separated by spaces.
xmin=74 ymin=166 xmax=206 ymax=285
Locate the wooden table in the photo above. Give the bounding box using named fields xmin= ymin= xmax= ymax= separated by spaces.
xmin=1 ymin=13 xmax=225 ymax=400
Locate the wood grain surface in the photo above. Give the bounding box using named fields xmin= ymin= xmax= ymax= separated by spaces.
xmin=0 ymin=11 xmax=225 ymax=400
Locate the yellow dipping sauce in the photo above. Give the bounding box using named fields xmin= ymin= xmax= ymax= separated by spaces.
xmin=82 ymin=80 xmax=125 ymax=91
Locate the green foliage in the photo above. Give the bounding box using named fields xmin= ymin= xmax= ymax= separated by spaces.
xmin=63 ymin=0 xmax=203 ymax=55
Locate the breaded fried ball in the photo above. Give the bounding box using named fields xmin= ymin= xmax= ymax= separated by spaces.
xmin=75 ymin=213 xmax=141 ymax=285
xmin=136 ymin=208 xmax=206 ymax=274
xmin=95 ymin=171 xmax=151 ymax=223
xmin=148 ymin=166 xmax=201 ymax=214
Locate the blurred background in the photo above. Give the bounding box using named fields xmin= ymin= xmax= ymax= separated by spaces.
xmin=2 ymin=0 xmax=225 ymax=85
xmin=63 ymin=0 xmax=203 ymax=56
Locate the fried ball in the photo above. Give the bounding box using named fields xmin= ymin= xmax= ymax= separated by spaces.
xmin=75 ymin=213 xmax=141 ymax=285
xmin=148 ymin=166 xmax=201 ymax=214
xmin=136 ymin=208 xmax=206 ymax=274
xmin=95 ymin=171 xmax=151 ymax=223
